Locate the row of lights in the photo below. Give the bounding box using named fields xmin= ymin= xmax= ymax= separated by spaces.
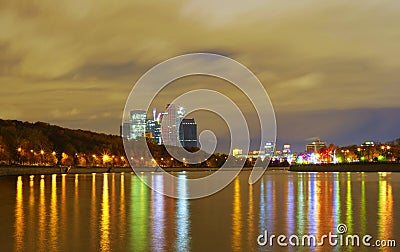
xmin=17 ymin=147 xmax=56 ymax=156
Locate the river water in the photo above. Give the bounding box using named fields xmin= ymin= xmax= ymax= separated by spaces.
xmin=0 ymin=171 xmax=398 ymax=251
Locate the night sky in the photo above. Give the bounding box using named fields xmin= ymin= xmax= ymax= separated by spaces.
xmin=1 ymin=1 xmax=399 ymax=152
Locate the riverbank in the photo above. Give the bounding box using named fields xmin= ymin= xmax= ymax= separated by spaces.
xmin=0 ymin=165 xmax=260 ymax=176
xmin=3 ymin=163 xmax=397 ymax=176
xmin=289 ymin=162 xmax=400 ymax=172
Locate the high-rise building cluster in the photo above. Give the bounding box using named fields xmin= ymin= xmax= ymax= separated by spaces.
xmin=120 ymin=104 xmax=198 ymax=148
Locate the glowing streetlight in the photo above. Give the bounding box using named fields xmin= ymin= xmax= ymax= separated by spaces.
xmin=17 ymin=147 xmax=22 ymax=153
xmin=40 ymin=150 xmax=44 ymax=155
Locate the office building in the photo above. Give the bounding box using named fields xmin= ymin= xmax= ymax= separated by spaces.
xmin=130 ymin=110 xmax=146 ymax=140
xmin=146 ymin=119 xmax=161 ymax=144
xmin=264 ymin=142 xmax=275 ymax=157
xmin=306 ymin=139 xmax=327 ymax=153
xmin=179 ymin=118 xmax=198 ymax=148
xmin=120 ymin=122 xmax=130 ymax=139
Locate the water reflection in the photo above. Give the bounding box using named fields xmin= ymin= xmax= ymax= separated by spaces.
xmin=49 ymin=174 xmax=59 ymax=251
xmin=120 ymin=173 xmax=126 ymax=244
xmin=15 ymin=176 xmax=24 ymax=252
xmin=7 ymin=172 xmax=400 ymax=251
xmin=38 ymin=176 xmax=46 ymax=250
xmin=296 ymin=174 xmax=305 ymax=235
xmin=176 ymin=174 xmax=191 ymax=251
xmin=130 ymin=175 xmax=149 ymax=251
xmin=247 ymin=184 xmax=254 ymax=247
xmin=151 ymin=175 xmax=165 ymax=251
xmin=346 ymin=173 xmax=353 ymax=234
xmin=378 ymin=173 xmax=393 ymax=242
xmin=232 ymin=177 xmax=241 ymax=251
xmin=360 ymin=173 xmax=366 ymax=235
xmin=90 ymin=174 xmax=97 ymax=250
xmin=333 ymin=173 xmax=341 ymax=229
xmin=100 ymin=174 xmax=111 ymax=251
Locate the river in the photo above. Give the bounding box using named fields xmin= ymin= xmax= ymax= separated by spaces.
xmin=0 ymin=171 xmax=398 ymax=251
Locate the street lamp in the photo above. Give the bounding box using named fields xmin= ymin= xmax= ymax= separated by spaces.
xmin=17 ymin=147 xmax=22 ymax=164
xmin=40 ymin=150 xmax=45 ymax=165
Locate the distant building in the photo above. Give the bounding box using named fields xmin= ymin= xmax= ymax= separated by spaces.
xmin=283 ymin=144 xmax=291 ymax=154
xmin=146 ymin=120 xmax=161 ymax=144
xmin=232 ymin=148 xmax=243 ymax=157
xmin=306 ymin=139 xmax=327 ymax=153
xmin=120 ymin=122 xmax=130 ymax=139
xmin=361 ymin=141 xmax=375 ymax=147
xmin=179 ymin=118 xmax=198 ymax=148
xmin=130 ymin=110 xmax=147 ymax=140
xmin=160 ymin=104 xmax=187 ymax=146
xmin=264 ymin=142 xmax=275 ymax=157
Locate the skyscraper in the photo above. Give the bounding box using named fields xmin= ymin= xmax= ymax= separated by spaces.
xmin=130 ymin=110 xmax=146 ymax=140
xmin=160 ymin=104 xmax=179 ymax=146
xmin=179 ymin=118 xmax=198 ymax=148
xmin=120 ymin=122 xmax=130 ymax=139
xmin=146 ymin=119 xmax=161 ymax=144
xmin=264 ymin=142 xmax=275 ymax=157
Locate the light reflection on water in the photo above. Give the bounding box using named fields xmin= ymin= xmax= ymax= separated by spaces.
xmin=1 ymin=171 xmax=399 ymax=251
xmin=232 ymin=177 xmax=241 ymax=251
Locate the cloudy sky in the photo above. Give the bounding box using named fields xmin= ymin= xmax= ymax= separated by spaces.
xmin=1 ymin=0 xmax=399 ymax=152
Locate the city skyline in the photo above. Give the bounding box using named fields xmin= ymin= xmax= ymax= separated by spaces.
xmin=1 ymin=1 xmax=400 ymax=152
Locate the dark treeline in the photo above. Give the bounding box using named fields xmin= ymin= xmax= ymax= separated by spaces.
xmin=0 ymin=119 xmax=124 ymax=166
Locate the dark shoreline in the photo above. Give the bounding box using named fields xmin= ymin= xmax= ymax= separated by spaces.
xmin=1 ymin=163 xmax=399 ymax=176
xmin=0 ymin=165 xmax=260 ymax=176
xmin=289 ymin=162 xmax=400 ymax=172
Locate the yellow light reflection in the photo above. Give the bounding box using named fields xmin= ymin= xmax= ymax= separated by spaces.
xmin=15 ymin=176 xmax=24 ymax=252
xmin=49 ymin=174 xmax=59 ymax=251
xmin=61 ymin=174 xmax=66 ymax=247
xmin=28 ymin=175 xmax=35 ymax=249
xmin=38 ymin=177 xmax=46 ymax=249
xmin=74 ymin=174 xmax=80 ymax=241
xmin=247 ymin=184 xmax=254 ymax=246
xmin=360 ymin=173 xmax=366 ymax=235
xmin=120 ymin=174 xmax=126 ymax=242
xmin=100 ymin=174 xmax=111 ymax=251
xmin=30 ymin=175 xmax=34 ymax=188
xmin=378 ymin=176 xmax=393 ymax=241
xmin=91 ymin=173 xmax=97 ymax=249
xmin=232 ymin=177 xmax=241 ymax=251
xmin=346 ymin=173 xmax=353 ymax=234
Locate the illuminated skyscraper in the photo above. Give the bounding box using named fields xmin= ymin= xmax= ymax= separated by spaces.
xmin=130 ymin=110 xmax=146 ymax=140
xmin=146 ymin=119 xmax=161 ymax=144
xmin=264 ymin=142 xmax=275 ymax=157
xmin=160 ymin=104 xmax=179 ymax=146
